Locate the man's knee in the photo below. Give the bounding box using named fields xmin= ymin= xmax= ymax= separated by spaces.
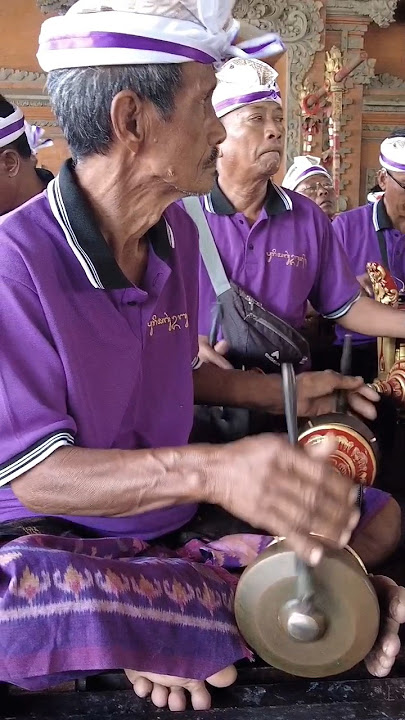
xmin=352 ymin=497 xmax=402 ymax=568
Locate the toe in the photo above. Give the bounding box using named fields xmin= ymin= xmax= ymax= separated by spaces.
xmin=168 ymin=687 xmax=187 ymax=712
xmin=382 ymin=632 xmax=401 ymax=658
xmin=151 ymin=683 xmax=169 ymax=708
xmin=133 ymin=676 xmax=153 ymax=698
xmin=188 ymin=682 xmax=212 ymax=711
xmin=206 ymin=664 xmax=237 ymax=688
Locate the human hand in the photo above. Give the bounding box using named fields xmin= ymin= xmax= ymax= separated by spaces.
xmin=211 ymin=433 xmax=360 ymax=565
xmin=357 ymin=273 xmax=374 ymax=298
xmin=296 ymin=370 xmax=379 ymax=420
xmin=198 ymin=335 xmax=233 ymax=370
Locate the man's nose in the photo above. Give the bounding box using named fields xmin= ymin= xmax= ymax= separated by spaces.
xmin=265 ymin=123 xmax=282 ymax=140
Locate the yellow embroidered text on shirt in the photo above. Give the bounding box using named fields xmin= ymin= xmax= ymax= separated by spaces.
xmin=266 ymin=249 xmax=307 ymax=269
xmin=147 ymin=312 xmax=189 ymax=337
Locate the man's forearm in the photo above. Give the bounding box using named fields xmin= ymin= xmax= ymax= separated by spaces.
xmin=11 ymin=444 xmax=217 ymax=517
xmin=339 ymin=296 xmax=405 ymax=338
xmin=193 ymin=362 xmax=284 ymax=414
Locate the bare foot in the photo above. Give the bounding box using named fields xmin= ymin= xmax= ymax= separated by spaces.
xmin=365 ymin=575 xmax=405 ymax=677
xmin=125 ymin=665 xmax=237 ymax=711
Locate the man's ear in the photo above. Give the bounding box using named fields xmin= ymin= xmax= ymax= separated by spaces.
xmin=110 ymin=90 xmax=148 ymax=154
xmin=0 ymin=148 xmax=21 ymax=178
xmin=377 ymin=168 xmax=387 ymax=192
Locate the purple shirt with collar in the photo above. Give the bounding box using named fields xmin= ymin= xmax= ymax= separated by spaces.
xmin=197 ymin=180 xmax=360 ymax=339
xmin=0 ymin=161 xmax=200 ymax=539
xmin=333 ymin=198 xmax=405 ymax=345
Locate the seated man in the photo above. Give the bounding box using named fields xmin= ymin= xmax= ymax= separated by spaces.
xmin=0 ymin=95 xmax=53 ymax=216
xmin=333 ymin=130 xmax=405 ymax=382
xmin=194 ymin=58 xmax=405 ymax=570
xmin=0 ymin=2 xmax=404 ymax=712
xmin=283 ymin=154 xmax=337 ymax=220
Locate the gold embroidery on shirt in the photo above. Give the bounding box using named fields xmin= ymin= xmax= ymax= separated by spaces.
xmin=147 ymin=312 xmax=189 ymax=337
xmin=266 ymin=249 xmax=307 ymax=269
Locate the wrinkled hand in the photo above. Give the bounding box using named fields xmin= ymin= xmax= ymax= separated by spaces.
xmin=296 ymin=370 xmax=379 ymax=420
xmin=198 ymin=335 xmax=233 ymax=370
xmin=357 ymin=273 xmax=374 ymax=298
xmin=213 ymin=434 xmax=360 ymax=565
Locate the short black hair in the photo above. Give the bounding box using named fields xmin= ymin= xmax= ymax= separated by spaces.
xmin=47 ymin=64 xmax=183 ymax=161
xmin=0 ymin=94 xmax=32 ymax=159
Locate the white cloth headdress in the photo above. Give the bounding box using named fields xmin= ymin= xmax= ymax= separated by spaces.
xmin=212 ymin=58 xmax=281 ymax=118
xmin=24 ymin=122 xmax=54 ymax=155
xmin=379 ymin=136 xmax=405 ymax=174
xmin=0 ymin=106 xmax=26 ymax=149
xmin=37 ymin=0 xmax=286 ymax=72
xmin=282 ymin=155 xmax=332 ymax=191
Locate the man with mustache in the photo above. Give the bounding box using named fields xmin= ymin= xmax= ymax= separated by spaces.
xmin=1 ymin=3 xmax=404 ymax=711
xmin=193 ymin=57 xmax=405 ymax=570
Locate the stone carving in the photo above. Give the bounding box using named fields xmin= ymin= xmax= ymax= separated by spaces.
xmin=36 ymin=0 xmax=73 ymax=12
xmin=0 ymin=68 xmax=47 ymax=85
xmin=326 ymin=0 xmax=399 ymax=28
xmin=350 ymin=58 xmax=376 ymax=86
xmin=369 ymin=73 xmax=405 ymax=90
xmin=235 ymin=0 xmax=324 ymax=164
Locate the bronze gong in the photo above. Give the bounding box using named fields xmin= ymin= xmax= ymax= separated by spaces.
xmin=234 ymin=539 xmax=380 ymax=678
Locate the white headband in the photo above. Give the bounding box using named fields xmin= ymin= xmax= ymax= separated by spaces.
xmin=282 ymin=156 xmax=332 ymax=191
xmin=37 ymin=0 xmax=286 ymax=72
xmin=0 ymin=106 xmax=25 ymax=149
xmin=379 ymin=137 xmax=405 ymax=174
xmin=213 ymin=58 xmax=282 ymax=119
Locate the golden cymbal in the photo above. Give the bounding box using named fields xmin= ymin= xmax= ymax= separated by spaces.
xmin=235 ymin=540 xmax=379 ymax=678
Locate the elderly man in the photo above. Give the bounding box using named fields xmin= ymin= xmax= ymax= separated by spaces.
xmin=283 ymin=155 xmax=337 ymax=219
xmin=192 ymin=57 xmax=405 ymax=567
xmin=333 ymin=131 xmax=405 ymax=380
xmin=0 ymin=1 xmax=404 ymax=712
xmin=0 ymin=95 xmax=53 ymax=216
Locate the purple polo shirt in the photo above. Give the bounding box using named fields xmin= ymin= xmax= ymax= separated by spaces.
xmin=0 ymin=160 xmax=200 ymax=539
xmin=333 ymin=198 xmax=405 ymax=345
xmin=197 ymin=180 xmax=361 ymax=340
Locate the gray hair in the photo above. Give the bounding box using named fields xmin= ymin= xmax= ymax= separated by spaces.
xmin=47 ymin=64 xmax=183 ymax=160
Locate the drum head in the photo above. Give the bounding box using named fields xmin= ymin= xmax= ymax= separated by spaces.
xmin=298 ymin=413 xmax=378 ymax=486
xmin=235 ymin=543 xmax=379 ymax=678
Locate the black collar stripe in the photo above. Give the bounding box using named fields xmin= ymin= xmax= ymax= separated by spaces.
xmin=49 ymin=176 xmax=104 ymax=289
xmin=272 ymin=183 xmax=293 ymax=211
xmin=373 ymin=197 xmax=392 ymax=232
xmin=206 ymin=178 xmax=293 ymax=217
xmin=47 ymin=160 xmax=174 ymax=291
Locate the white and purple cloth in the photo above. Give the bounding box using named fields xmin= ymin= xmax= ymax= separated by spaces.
xmin=37 ymin=0 xmax=286 ymax=71
xmin=379 ymin=136 xmax=405 ymax=175
xmin=24 ymin=122 xmax=54 ymax=155
xmin=0 ymin=106 xmax=25 ymax=148
xmin=282 ymin=155 xmax=333 ymax=192
xmin=213 ymin=57 xmax=281 ymax=119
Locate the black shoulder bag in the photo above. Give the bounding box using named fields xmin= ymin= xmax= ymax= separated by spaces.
xmin=183 ymin=197 xmax=309 ymax=443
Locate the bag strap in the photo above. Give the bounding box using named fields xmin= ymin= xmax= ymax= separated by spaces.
xmin=182 ymin=196 xmax=231 ymax=297
xmin=377 ymin=228 xmax=389 ymax=270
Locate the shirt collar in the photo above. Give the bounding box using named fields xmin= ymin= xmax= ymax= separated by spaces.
xmin=372 ymin=197 xmax=393 ymax=232
xmin=47 ymin=159 xmax=174 ymax=290
xmin=204 ymin=177 xmax=293 ymax=216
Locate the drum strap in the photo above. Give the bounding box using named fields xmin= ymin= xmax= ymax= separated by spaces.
xmin=377 ymin=228 xmax=389 ymax=270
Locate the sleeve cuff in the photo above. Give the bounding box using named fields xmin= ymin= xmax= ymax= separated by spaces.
xmin=322 ymin=291 xmax=361 ymax=320
xmin=192 ymin=356 xmax=203 ymax=370
xmin=0 ymin=430 xmax=75 ymax=488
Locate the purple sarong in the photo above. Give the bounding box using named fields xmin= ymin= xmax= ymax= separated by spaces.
xmin=0 ymin=487 xmax=389 ymax=691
